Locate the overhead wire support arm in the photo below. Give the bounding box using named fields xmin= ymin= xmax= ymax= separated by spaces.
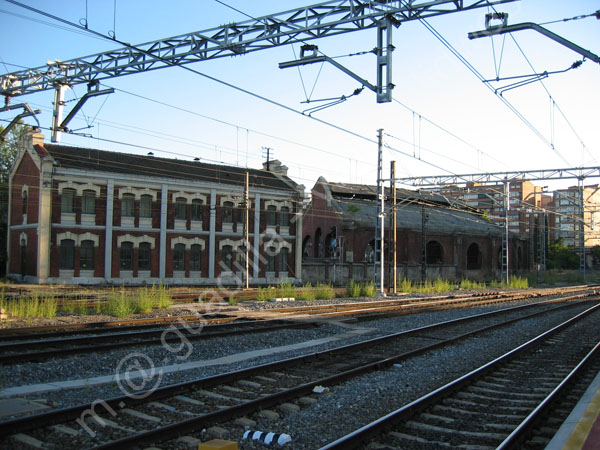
xmin=1 ymin=0 xmax=519 ymax=98
xmin=469 ymin=21 xmax=600 ymax=65
xmin=0 ymin=102 xmax=41 ymax=141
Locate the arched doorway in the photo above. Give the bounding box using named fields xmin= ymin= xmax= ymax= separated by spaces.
xmin=467 ymin=243 xmax=481 ymax=270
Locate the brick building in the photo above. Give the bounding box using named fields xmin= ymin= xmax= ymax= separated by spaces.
xmin=302 ymin=178 xmax=530 ymax=284
xmin=8 ymin=130 xmax=302 ymax=285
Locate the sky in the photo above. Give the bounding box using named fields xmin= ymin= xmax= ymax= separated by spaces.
xmin=0 ymin=0 xmax=599 ymax=194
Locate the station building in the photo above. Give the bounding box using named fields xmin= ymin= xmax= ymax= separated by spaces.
xmin=8 ymin=130 xmax=303 ymax=285
xmin=302 ymin=177 xmax=530 ymax=284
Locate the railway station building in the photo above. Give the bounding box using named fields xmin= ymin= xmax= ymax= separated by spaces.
xmin=8 ymin=130 xmax=303 ymax=285
xmin=302 ymin=178 xmax=530 ymax=284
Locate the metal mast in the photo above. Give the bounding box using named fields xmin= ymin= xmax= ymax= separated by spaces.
xmin=1 ymin=0 xmax=517 ymax=98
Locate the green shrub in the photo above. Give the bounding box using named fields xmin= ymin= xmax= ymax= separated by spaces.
xmin=346 ymin=280 xmax=361 ymax=297
xmin=433 ymin=277 xmax=453 ymax=293
xmin=398 ymin=278 xmax=414 ymax=293
xmin=153 ymin=283 xmax=173 ymax=309
xmin=277 ymin=280 xmax=297 ymax=299
xmin=298 ymin=282 xmax=316 ymax=301
xmin=39 ymin=295 xmax=58 ymax=318
xmin=61 ymin=300 xmax=77 ymax=314
xmin=106 ymin=288 xmax=135 ymax=318
xmin=360 ymin=281 xmax=376 ymax=297
xmin=134 ymin=288 xmax=155 ymax=314
xmin=459 ymin=278 xmax=486 ymax=290
xmin=315 ymin=282 xmax=334 ymax=300
xmin=256 ymin=287 xmax=271 ymax=301
xmin=509 ymin=275 xmax=529 ymax=289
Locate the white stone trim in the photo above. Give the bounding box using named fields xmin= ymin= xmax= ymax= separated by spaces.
xmin=78 ymin=232 xmax=100 ymax=247
xmin=219 ymin=195 xmax=239 ymax=206
xmin=57 ymin=231 xmax=100 ymax=247
xmin=118 ymin=186 xmax=157 ymax=200
xmin=170 ymin=236 xmax=206 ymax=250
xmin=172 ymin=191 xmax=207 ymax=203
xmin=117 ymin=234 xmax=156 ymax=248
xmin=21 ymin=184 xmax=28 ymax=197
xmin=19 ymin=232 xmax=27 ymax=246
xmin=264 ymin=200 xmax=292 ymax=210
xmin=218 ymin=238 xmax=243 ymax=251
xmin=262 ymin=239 xmax=293 ymax=252
xmin=58 ymin=181 xmax=101 ymax=196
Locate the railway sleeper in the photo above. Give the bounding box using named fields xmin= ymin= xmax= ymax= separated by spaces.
xmin=467 ymin=385 xmax=548 ymax=400
xmin=431 ymin=405 xmax=523 ymax=424
xmin=402 ymin=420 xmax=506 ymax=444
xmin=385 ymin=431 xmax=495 ymax=449
xmin=455 ymin=391 xmax=539 ymax=406
xmin=443 ymin=398 xmax=533 ymax=415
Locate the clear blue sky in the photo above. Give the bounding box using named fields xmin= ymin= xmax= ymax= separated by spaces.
xmin=1 ymin=0 xmax=598 ymax=192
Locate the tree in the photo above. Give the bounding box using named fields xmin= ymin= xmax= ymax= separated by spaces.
xmin=546 ymin=239 xmax=580 ymax=270
xmin=0 ymin=122 xmax=27 ymax=276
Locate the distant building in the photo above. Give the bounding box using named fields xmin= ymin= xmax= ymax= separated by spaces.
xmin=8 ymin=130 xmax=303 ymax=285
xmin=301 ymin=177 xmax=529 ymax=284
xmin=550 ymin=185 xmax=600 ymax=251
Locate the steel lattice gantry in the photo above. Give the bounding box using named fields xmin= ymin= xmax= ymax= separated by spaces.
xmin=1 ymin=0 xmax=517 ymax=98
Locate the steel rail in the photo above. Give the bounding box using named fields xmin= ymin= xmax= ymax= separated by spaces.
xmin=320 ymin=302 xmax=600 ymax=449
xmin=0 ymin=296 xmax=594 ymax=447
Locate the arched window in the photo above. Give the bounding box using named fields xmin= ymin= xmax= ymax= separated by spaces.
xmin=140 ymin=195 xmax=153 ymax=218
xmin=61 ymin=188 xmax=76 ymax=214
xmin=59 ymin=239 xmax=75 ymax=270
xmin=365 ymin=242 xmax=374 ymax=263
xmin=120 ymin=242 xmax=134 ymax=270
xmin=517 ymin=246 xmax=524 ymax=269
xmin=175 ymin=197 xmax=187 ymax=220
xmin=22 ymin=190 xmax=28 ymax=216
xmin=280 ymin=206 xmax=290 ymax=227
xmin=466 ymin=243 xmax=481 ymax=270
xmin=82 ymin=190 xmax=96 ymax=214
xmin=121 ymin=194 xmax=135 ymax=217
xmin=138 ymin=242 xmax=151 ymax=270
xmin=221 ymin=245 xmax=233 ymax=271
xmin=266 ymin=246 xmax=277 ymax=272
xmin=279 ymin=247 xmax=289 ymax=272
xmin=302 ymin=236 xmax=312 ymax=258
xmin=80 ymin=240 xmax=95 ymax=270
xmin=426 ymin=241 xmax=444 ymax=264
xmin=191 ymin=199 xmax=203 ymax=221
xmin=190 ymin=244 xmax=202 ymax=271
xmin=173 ymin=243 xmax=185 ymax=271
xmin=223 ymin=201 xmax=234 ymax=224
xmin=266 ymin=205 xmax=277 ymax=227
xmin=314 ymin=228 xmax=322 ymax=258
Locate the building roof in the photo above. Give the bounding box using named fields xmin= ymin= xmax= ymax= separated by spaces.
xmin=327 ymin=181 xmax=451 ymax=205
xmin=43 ymin=144 xmax=299 ymax=192
xmin=334 ymin=197 xmax=502 ymax=236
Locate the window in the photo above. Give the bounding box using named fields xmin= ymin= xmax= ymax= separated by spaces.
xmin=191 ymin=199 xmax=203 ymax=221
xmin=120 ymin=242 xmax=133 ymax=270
xmin=426 ymin=241 xmax=444 ymax=264
xmin=22 ymin=190 xmax=27 ymax=216
xmin=138 ymin=242 xmax=151 ymax=270
xmin=280 ymin=206 xmax=289 ymax=227
xmin=266 ymin=205 xmax=277 ymax=227
xmin=61 ymin=188 xmax=76 ymax=214
xmin=279 ymin=247 xmax=288 ymax=272
xmin=82 ymin=190 xmax=96 ymax=214
xmin=266 ymin=246 xmax=276 ymax=272
xmin=140 ymin=195 xmax=153 ymax=218
xmin=80 ymin=240 xmax=95 ymax=270
xmin=223 ymin=201 xmax=234 ymax=224
xmin=173 ymin=243 xmax=185 ymax=271
xmin=59 ymin=239 xmax=75 ymax=270
xmin=190 ymin=244 xmax=202 ymax=271
xmin=121 ymin=194 xmax=135 ymax=217
xmin=175 ymin=197 xmax=187 ymax=220
xmin=221 ymin=245 xmax=233 ymax=271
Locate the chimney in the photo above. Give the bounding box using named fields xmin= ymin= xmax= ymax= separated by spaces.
xmin=262 ymin=159 xmax=288 ymax=176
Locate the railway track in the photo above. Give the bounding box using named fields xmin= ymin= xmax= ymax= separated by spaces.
xmin=1 ymin=288 xmax=595 ymax=364
xmin=0 ymin=319 xmax=317 ymax=365
xmin=0 ymin=295 xmax=596 ymax=449
xmin=322 ymin=303 xmax=600 ymax=449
